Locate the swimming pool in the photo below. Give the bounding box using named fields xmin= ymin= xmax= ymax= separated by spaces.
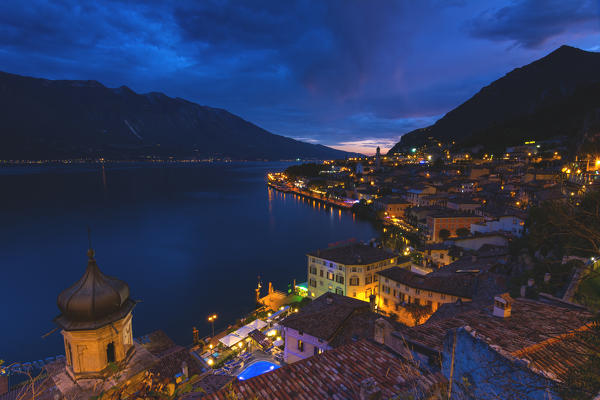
xmin=237 ymin=361 xmax=279 ymax=380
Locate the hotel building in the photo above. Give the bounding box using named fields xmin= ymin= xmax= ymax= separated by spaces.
xmin=306 ymin=242 xmax=408 ymax=302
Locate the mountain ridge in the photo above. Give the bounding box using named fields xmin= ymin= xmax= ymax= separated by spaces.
xmin=388 ymin=45 xmax=600 ymax=154
xmin=0 ymin=71 xmax=356 ymax=160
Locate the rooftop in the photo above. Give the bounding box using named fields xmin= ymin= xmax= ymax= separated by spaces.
xmin=396 ymin=298 xmax=593 ymax=381
xmin=279 ymin=293 xmax=372 ymax=342
xmin=377 ymin=267 xmax=477 ymax=299
xmin=308 ymin=243 xmax=396 ymax=265
xmin=203 ymin=339 xmax=445 ymax=400
xmin=428 ymin=212 xmax=482 ymax=219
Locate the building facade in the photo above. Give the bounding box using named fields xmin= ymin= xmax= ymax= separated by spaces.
xmin=376 ymin=267 xmax=473 ymax=326
xmin=280 ymin=293 xmax=377 ymax=364
xmin=307 ymin=243 xmax=405 ymax=302
xmin=426 ymin=213 xmax=484 ymax=242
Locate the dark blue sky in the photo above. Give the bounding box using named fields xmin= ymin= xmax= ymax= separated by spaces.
xmin=1 ymin=0 xmax=599 ymax=154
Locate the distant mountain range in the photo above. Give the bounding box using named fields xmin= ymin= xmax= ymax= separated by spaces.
xmin=0 ymin=71 xmax=355 ymax=161
xmin=388 ymin=45 xmax=600 ymax=155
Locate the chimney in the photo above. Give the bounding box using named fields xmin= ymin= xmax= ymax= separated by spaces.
xmin=493 ymin=293 xmax=513 ymax=318
xmin=527 ymin=278 xmax=535 ymax=287
xmin=0 ymin=374 xmax=8 ymax=397
xmin=326 ymin=294 xmax=334 ymax=305
xmin=359 ymin=377 xmax=382 ymax=400
xmin=369 ymin=294 xmax=376 ymax=312
xmin=181 ymin=361 xmax=189 ymax=379
xmin=373 ymin=318 xmax=393 ymax=345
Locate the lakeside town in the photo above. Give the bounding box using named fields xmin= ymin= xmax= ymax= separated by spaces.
xmin=2 ymin=1 xmax=600 ymax=399
xmin=2 ymin=137 xmax=600 ymax=400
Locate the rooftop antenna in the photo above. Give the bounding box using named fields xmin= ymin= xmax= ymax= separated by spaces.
xmin=87 ymin=226 xmax=93 ymax=249
xmin=87 ymin=226 xmax=95 ymax=259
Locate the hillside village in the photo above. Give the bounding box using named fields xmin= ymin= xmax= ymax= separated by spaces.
xmin=3 ymin=137 xmax=598 ymax=400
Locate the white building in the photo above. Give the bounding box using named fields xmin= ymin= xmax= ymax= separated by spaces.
xmin=279 ymin=293 xmax=377 ymax=363
xmin=471 ymin=215 xmax=524 ymax=237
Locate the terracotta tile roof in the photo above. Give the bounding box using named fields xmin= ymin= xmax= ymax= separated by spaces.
xmin=202 ymin=340 xmax=445 ymax=400
xmin=150 ymin=346 xmax=206 ymax=382
xmin=279 ymin=293 xmax=371 ymax=341
xmin=377 ymin=267 xmax=477 ymax=299
xmin=0 ymin=375 xmax=58 ymax=400
xmin=307 ymin=243 xmax=396 ymax=265
xmin=396 ymin=298 xmax=593 ymax=381
xmin=180 ymin=375 xmax=236 ymax=399
xmin=137 ymin=330 xmax=176 ymax=357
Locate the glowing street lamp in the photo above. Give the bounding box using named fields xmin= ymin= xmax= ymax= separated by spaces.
xmin=208 ymin=314 xmax=218 ymax=337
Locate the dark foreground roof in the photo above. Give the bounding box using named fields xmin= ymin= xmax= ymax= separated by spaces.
xmin=203 ymin=340 xmax=445 ymax=400
xmin=308 ymin=243 xmax=396 ymax=265
xmin=396 ymin=298 xmax=593 ymax=381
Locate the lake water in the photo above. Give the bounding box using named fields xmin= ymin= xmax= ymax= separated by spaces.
xmin=0 ymin=162 xmax=379 ymax=364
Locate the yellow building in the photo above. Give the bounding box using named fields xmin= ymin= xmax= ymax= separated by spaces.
xmin=376 ymin=267 xmax=473 ymax=326
xmin=54 ymin=248 xmax=136 ymax=380
xmin=306 ymin=242 xmax=409 ymax=302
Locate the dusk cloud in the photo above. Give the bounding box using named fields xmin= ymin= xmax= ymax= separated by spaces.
xmin=465 ymin=0 xmax=600 ymax=48
xmin=0 ymin=0 xmax=598 ymax=154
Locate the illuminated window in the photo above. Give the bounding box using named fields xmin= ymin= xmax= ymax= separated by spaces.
xmin=298 ymin=340 xmax=304 ymax=352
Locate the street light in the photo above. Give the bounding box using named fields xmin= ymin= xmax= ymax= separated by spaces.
xmin=208 ymin=314 xmax=217 ymax=337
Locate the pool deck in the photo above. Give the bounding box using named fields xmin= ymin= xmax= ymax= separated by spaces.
xmin=215 ymin=350 xmax=282 ymax=377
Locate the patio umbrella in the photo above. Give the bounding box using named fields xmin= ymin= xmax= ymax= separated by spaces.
xmin=219 ymin=333 xmax=244 ymax=348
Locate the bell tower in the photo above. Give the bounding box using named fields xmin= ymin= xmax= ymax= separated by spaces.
xmin=54 ymin=247 xmax=136 ymax=380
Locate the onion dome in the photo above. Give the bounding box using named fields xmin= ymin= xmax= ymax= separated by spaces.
xmin=54 ymin=248 xmax=135 ymax=330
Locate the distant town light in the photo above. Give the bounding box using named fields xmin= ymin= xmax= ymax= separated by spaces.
xmin=411 ymin=148 xmax=417 ymax=153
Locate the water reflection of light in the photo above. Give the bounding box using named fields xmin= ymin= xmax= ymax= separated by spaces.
xmin=101 ymin=164 xmax=108 ymax=201
xmin=268 ymin=187 xmax=273 ymax=214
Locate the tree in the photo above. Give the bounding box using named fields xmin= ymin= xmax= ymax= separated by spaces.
xmin=439 ymin=229 xmax=450 ymax=241
xmin=527 ymin=190 xmax=600 ymax=258
xmin=284 ymin=163 xmax=328 ymax=179
xmin=432 ymin=157 xmax=444 ymax=170
xmin=456 ymin=227 xmax=470 ymax=238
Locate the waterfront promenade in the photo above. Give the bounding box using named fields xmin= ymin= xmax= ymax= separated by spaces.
xmin=267 ymin=182 xmax=355 ymax=209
